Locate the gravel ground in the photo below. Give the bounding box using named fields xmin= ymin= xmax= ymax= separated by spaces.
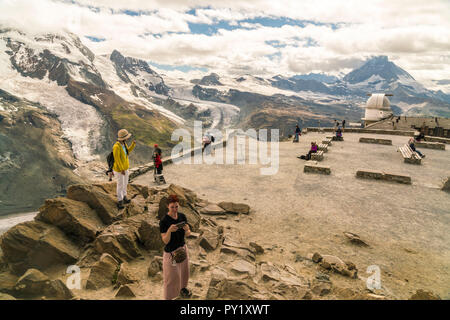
xmin=134 ymin=132 xmax=450 ymax=299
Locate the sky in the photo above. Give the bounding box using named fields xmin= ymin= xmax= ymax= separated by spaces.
xmin=0 ymin=0 xmax=449 ymax=92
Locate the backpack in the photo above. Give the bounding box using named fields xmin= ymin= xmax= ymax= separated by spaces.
xmin=106 ymin=151 xmax=114 ymax=173
xmin=211 ymin=135 xmax=215 ymax=143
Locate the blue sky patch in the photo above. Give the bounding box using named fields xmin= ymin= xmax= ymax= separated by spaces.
xmin=85 ymin=36 xmax=106 ymax=42
xmin=148 ymin=61 xmax=208 ymax=73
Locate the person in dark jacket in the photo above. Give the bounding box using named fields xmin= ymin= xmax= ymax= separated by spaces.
xmin=293 ymin=125 xmax=301 ymax=142
xmin=409 ymin=137 xmax=425 ymax=158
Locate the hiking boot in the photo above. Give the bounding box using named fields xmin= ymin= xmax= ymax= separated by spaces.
xmin=180 ymin=288 xmax=192 ymax=298
xmin=117 ymin=200 xmax=124 ymax=209
xmin=123 ymin=196 xmax=131 ymax=204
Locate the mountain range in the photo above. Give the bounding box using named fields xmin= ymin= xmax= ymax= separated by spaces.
xmin=1 ymin=27 xmax=450 ymax=214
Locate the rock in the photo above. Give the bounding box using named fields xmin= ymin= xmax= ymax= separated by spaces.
xmin=206 ymin=268 xmax=261 ymax=300
xmin=311 ymin=280 xmax=332 ymax=296
xmin=126 ymin=195 xmax=147 ymax=217
xmin=137 ymin=215 xmax=165 ymax=251
xmin=442 ymin=177 xmax=450 ymax=192
xmin=187 ymin=232 xmax=200 ymax=239
xmin=318 ymin=255 xmax=358 ymax=278
xmin=199 ymin=204 xmax=226 ymax=216
xmin=312 ymin=252 xmax=323 ymax=263
xmin=66 ymin=184 xmax=119 ymax=225
xmin=116 ymin=262 xmax=138 ymax=287
xmin=36 ymin=197 xmax=104 ymax=245
xmin=115 ymin=284 xmax=136 ymax=298
xmin=249 ymin=242 xmax=264 ymax=255
xmin=218 ymin=202 xmax=250 ymax=214
xmin=230 ymin=259 xmax=256 ymax=276
xmin=14 ymin=269 xmax=73 ymax=299
xmin=409 ymin=289 xmax=441 ymax=300
xmin=148 ymin=256 xmax=163 ymax=277
xmin=343 ymin=232 xmax=369 ymax=247
xmin=0 ymin=220 xmax=80 ymax=275
xmin=220 ymin=238 xmax=255 ymax=262
xmin=199 ymin=230 xmax=220 ymax=252
xmin=85 ymin=253 xmax=119 ymax=290
xmin=94 ymin=183 xmax=149 ymax=200
xmin=260 ymin=262 xmax=309 ymax=288
xmin=167 ymin=184 xmax=198 ymax=206
xmin=315 ymin=273 xmax=330 ymax=282
xmin=0 ymin=293 xmax=16 ymax=300
xmin=0 ymin=271 xmax=19 ymax=294
xmin=93 ymin=218 xmax=142 ymax=262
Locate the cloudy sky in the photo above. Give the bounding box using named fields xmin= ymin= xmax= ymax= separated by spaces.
xmin=1 ymin=0 xmax=449 ymax=91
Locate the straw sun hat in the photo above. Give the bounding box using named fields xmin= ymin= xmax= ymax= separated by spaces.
xmin=117 ymin=129 xmax=132 ymax=141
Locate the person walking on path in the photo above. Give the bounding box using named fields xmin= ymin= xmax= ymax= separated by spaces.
xmin=113 ymin=129 xmax=136 ymax=209
xmin=160 ymin=195 xmax=192 ymax=300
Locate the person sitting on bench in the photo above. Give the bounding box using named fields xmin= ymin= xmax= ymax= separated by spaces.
xmin=298 ymin=142 xmax=318 ymax=160
xmin=335 ymin=126 xmax=343 ymax=138
xmin=415 ymin=130 xmax=425 ymax=142
xmin=409 ymin=137 xmax=425 ymax=158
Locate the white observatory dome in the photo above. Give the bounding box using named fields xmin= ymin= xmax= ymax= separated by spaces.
xmin=363 ymin=93 xmax=393 ymax=122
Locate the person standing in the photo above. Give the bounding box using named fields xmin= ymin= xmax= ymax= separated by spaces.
xmin=293 ymin=124 xmax=301 ymax=142
xmin=153 ymin=144 xmax=163 ymax=175
xmin=160 ymin=195 xmax=192 ymax=300
xmin=342 ymin=119 xmax=346 ymax=132
xmin=113 ymin=129 xmax=136 ymax=209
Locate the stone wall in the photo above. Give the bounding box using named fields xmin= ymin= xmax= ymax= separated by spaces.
xmin=356 ymin=170 xmax=412 ymax=184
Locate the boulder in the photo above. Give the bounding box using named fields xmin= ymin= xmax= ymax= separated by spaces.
xmin=166 ymin=184 xmax=198 ymax=206
xmin=126 ymin=195 xmax=147 ymax=217
xmin=218 ymin=202 xmax=250 ymax=214
xmin=220 ymin=238 xmax=255 ymax=262
xmin=409 ymin=289 xmax=441 ymax=300
xmin=230 ymin=259 xmax=256 ymax=276
xmin=206 ymin=268 xmax=262 ymax=300
xmin=14 ymin=268 xmax=73 ymax=299
xmin=137 ymin=215 xmax=165 ymax=251
xmin=93 ymin=218 xmax=142 ymax=262
xmin=94 ymin=183 xmax=149 ymax=200
xmin=199 ymin=230 xmax=220 ymax=252
xmin=442 ymin=177 xmax=450 ymax=192
xmin=66 ymin=184 xmax=118 ymax=225
xmin=85 ymin=253 xmax=119 ymax=290
xmin=0 ymin=293 xmax=16 ymax=300
xmin=318 ymin=254 xmax=358 ymax=278
xmin=312 ymin=252 xmax=323 ymax=263
xmin=0 ymin=271 xmax=19 ymax=294
xmin=199 ymin=204 xmax=226 ymax=216
xmin=147 ymin=256 xmax=162 ymax=277
xmin=115 ymin=284 xmax=136 ymax=298
xmin=0 ymin=220 xmax=80 ymax=275
xmin=116 ymin=262 xmax=138 ymax=287
xmin=36 ymin=197 xmax=104 ymax=245
xmin=249 ymin=242 xmax=264 ymax=255
xmin=343 ymin=232 xmax=369 ymax=247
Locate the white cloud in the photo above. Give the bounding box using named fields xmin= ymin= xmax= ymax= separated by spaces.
xmin=0 ymin=0 xmax=449 ymax=90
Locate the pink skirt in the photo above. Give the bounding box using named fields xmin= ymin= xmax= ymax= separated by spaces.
xmin=162 ymin=244 xmax=190 ymax=300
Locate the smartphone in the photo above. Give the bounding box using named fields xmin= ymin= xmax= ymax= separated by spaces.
xmin=175 ymin=221 xmax=186 ymax=229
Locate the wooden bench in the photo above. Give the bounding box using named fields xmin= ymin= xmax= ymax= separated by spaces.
xmin=359 ymin=137 xmax=392 ymax=145
xmin=318 ymin=144 xmax=328 ymax=152
xmin=398 ymin=144 xmax=422 ymax=164
xmin=332 ymin=136 xmax=344 ymax=141
xmin=322 ymin=138 xmax=332 ymax=146
xmin=415 ymin=141 xmax=445 ymax=150
xmin=304 ymin=161 xmax=331 ymax=175
xmin=311 ymin=150 xmax=324 ymax=161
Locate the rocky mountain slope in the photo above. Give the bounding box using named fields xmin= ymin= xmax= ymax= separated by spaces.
xmin=3 ymin=182 xmax=437 ymax=300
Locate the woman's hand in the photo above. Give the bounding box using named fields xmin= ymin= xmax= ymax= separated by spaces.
xmin=168 ymin=224 xmax=179 ymax=233
xmin=183 ymin=224 xmax=191 ymax=237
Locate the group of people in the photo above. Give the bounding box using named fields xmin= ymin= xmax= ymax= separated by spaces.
xmin=105 ymin=128 xmax=216 ymax=300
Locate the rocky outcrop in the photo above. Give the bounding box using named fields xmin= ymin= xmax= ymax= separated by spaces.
xmin=66 ymin=184 xmax=119 ymax=225
xmin=218 ymin=202 xmax=250 ymax=215
xmin=409 ymin=289 xmax=441 ymax=300
xmin=137 ymin=215 xmax=165 ymax=251
xmin=36 ymin=197 xmax=104 ymax=245
xmin=0 ymin=220 xmax=80 ymax=275
xmin=311 ymin=253 xmax=358 ymax=278
xmin=14 ymin=268 xmax=73 ymax=299
xmin=85 ymin=254 xmax=120 ymax=290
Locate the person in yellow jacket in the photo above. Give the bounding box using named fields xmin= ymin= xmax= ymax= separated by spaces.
xmin=113 ymin=129 xmax=136 ymax=209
